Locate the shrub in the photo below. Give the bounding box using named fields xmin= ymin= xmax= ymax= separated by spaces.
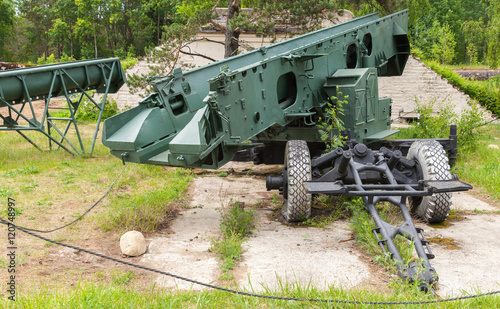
xmin=317 ymin=89 xmax=349 ymax=151
xmin=75 ymin=97 xmax=120 ymax=122
xmin=121 ymin=57 xmax=138 ymax=71
xmin=396 ymin=99 xmax=487 ymax=152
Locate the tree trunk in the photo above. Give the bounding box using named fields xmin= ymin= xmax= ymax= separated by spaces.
xmin=224 ymin=0 xmax=241 ymax=58
xmin=93 ymin=17 xmax=98 ymax=58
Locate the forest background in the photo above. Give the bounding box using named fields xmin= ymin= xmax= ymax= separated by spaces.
xmin=0 ymin=0 xmax=499 ymax=69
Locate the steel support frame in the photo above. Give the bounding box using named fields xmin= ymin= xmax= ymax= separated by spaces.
xmin=0 ymin=61 xmax=118 ymax=156
xmin=347 ymin=157 xmax=437 ymax=290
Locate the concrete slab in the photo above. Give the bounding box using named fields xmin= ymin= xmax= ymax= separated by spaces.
xmin=421 ymin=214 xmax=500 ymax=296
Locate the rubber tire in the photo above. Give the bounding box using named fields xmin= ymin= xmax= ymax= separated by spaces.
xmin=282 ymin=140 xmax=312 ymax=222
xmin=407 ymin=140 xmax=452 ymax=223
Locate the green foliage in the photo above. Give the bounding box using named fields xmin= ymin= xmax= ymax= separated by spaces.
xmin=218 ymin=201 xmax=256 ymax=238
xmin=0 ymin=187 xmax=16 ymax=197
xmin=454 ymin=124 xmax=500 ymax=202
xmin=4 ymin=0 xmax=500 ymax=68
xmin=176 ymin=0 xmax=216 ymax=18
xmin=304 ymin=196 xmax=352 ymax=228
xmin=431 ymin=22 xmax=456 ymax=64
xmin=75 ymin=97 xmax=120 ymax=122
xmin=0 ymin=0 xmax=15 ymax=60
xmin=110 ymin=270 xmax=134 ymax=286
xmin=349 ymin=197 xmax=416 ymax=274
xmin=233 ymin=0 xmax=338 ymax=39
xmin=210 ymin=234 xmax=244 ymax=273
xmin=37 ymin=53 xmax=58 ymax=64
xmin=50 ymin=96 xmax=120 ymax=122
xmin=485 ymin=75 xmax=500 ymax=89
xmin=6 ymin=279 xmax=500 ymax=308
xmin=100 ymin=166 xmax=192 ymax=233
xmin=4 ymin=166 xmax=40 ymax=178
xmin=486 ymin=12 xmax=500 ymax=68
xmin=31 ymin=52 xmax=74 ymax=65
xmin=9 ymin=0 xmax=181 ymax=62
xmin=461 ymin=19 xmax=485 ymax=65
xmin=211 ymin=200 xmax=256 ymax=278
xmin=408 ymin=0 xmax=491 ymax=65
xmin=395 ymin=98 xmax=487 ymax=152
xmin=317 ymin=89 xmax=348 ymax=151
xmin=120 ymin=57 xmax=138 ymax=71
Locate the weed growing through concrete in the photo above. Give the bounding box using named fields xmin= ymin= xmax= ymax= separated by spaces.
xmin=211 ymin=200 xmax=256 ymax=280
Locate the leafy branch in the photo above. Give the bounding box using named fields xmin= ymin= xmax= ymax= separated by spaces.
xmin=317 ymin=88 xmax=348 ymax=152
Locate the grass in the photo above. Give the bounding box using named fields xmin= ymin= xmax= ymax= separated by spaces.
xmin=348 ymin=198 xmax=416 ymax=273
xmin=302 ymin=195 xmax=352 ymax=228
xmin=3 ymin=281 xmax=500 ymax=308
xmin=98 ymin=165 xmax=192 ymax=233
xmin=454 ymin=124 xmax=500 ymax=201
xmin=0 ymin=124 xmax=192 ymax=234
xmin=211 ymin=201 xmax=257 ymax=280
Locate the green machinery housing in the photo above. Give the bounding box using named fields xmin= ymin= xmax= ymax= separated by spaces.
xmin=105 ymin=10 xmax=473 ymax=290
xmin=0 ymin=58 xmax=125 ymax=155
xmin=102 ymin=10 xmax=410 ymax=168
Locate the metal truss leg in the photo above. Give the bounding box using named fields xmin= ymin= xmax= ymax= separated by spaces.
xmin=365 ymin=195 xmax=438 ymax=291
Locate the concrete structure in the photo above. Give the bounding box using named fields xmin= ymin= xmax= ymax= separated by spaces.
xmin=378 ymin=56 xmax=478 ymax=123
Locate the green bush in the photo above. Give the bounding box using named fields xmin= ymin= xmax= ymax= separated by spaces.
xmin=47 ymin=95 xmax=120 ymax=122
xmin=395 ymin=99 xmax=487 ymax=152
xmin=121 ymin=57 xmax=138 ymax=71
xmin=75 ymin=97 xmax=120 ymax=122
xmin=317 ymin=89 xmax=348 ymax=151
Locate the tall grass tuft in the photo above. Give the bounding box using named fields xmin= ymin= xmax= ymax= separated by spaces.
xmin=211 ymin=200 xmax=257 ymax=278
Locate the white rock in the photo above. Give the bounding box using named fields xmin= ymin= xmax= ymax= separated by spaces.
xmin=120 ymin=231 xmax=147 ymax=256
xmin=487 ymin=144 xmax=499 ymax=150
